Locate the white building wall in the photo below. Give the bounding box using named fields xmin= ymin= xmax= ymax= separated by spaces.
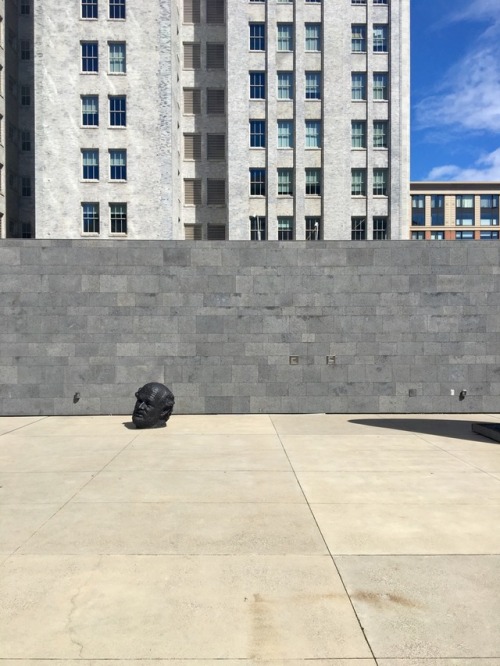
xmin=34 ymin=0 xmax=174 ymax=239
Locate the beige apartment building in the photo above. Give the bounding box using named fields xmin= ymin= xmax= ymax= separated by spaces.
xmin=2 ymin=0 xmax=410 ymax=240
xmin=410 ymin=182 xmax=500 ymax=241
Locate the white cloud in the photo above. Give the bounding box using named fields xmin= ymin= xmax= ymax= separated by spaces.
xmin=416 ymin=1 xmax=500 ymax=134
xmin=426 ymin=147 xmax=500 ymax=181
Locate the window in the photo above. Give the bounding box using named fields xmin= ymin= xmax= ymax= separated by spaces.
xmin=373 ymin=168 xmax=388 ymax=196
xmin=183 ymin=42 xmax=200 ymax=68
xmin=456 ymin=213 xmax=474 ymax=227
xmin=184 ymin=179 xmax=202 ymax=204
xmin=20 ymin=39 xmax=30 ymax=60
xmin=456 ymin=194 xmax=474 ymax=208
xmin=21 ymin=0 xmax=31 ymax=14
xmin=250 ymin=216 xmax=266 ymax=240
xmin=456 ymin=231 xmax=474 ymax=240
xmin=250 ymin=72 xmax=266 ymax=99
xmin=109 ymin=0 xmax=125 ymax=19
xmin=431 ymin=231 xmax=444 ymax=240
xmin=306 ymin=217 xmax=321 ymax=240
xmin=82 ymin=149 xmax=99 ymax=180
xmin=184 ymin=88 xmax=201 ymax=114
xmin=305 ymin=24 xmax=321 ymax=51
xmin=278 ymin=216 xmax=293 ymax=241
xmin=277 ymin=24 xmax=293 ymax=51
xmin=480 ymin=231 xmax=499 ymax=240
xmin=21 ymin=131 xmax=31 ymax=151
xmin=207 ymin=179 xmax=226 ymax=205
xmin=81 ymin=42 xmax=98 ymax=72
xmin=351 ymin=121 xmax=366 ymax=148
xmin=373 ymin=72 xmax=388 ymax=100
xmin=351 ymin=0 xmax=366 ymax=4
xmin=249 ymin=0 xmax=265 ymax=3
xmin=250 ymin=120 xmax=266 ymax=148
xmin=109 ymin=42 xmax=126 ymax=73
xmin=206 ymin=43 xmax=225 ymax=68
xmin=82 ymin=0 xmax=97 ymax=18
xmin=351 ymin=24 xmax=366 ymax=52
xmin=351 ymin=169 xmax=366 ymax=196
xmin=373 ymin=121 xmax=388 ymax=147
xmin=185 ymin=225 xmax=202 ymax=240
xmin=21 ymin=177 xmax=31 ymax=197
xmin=305 ymin=0 xmax=321 ymax=3
xmin=250 ymin=23 xmax=265 ymax=51
xmin=110 ymin=149 xmax=127 ymax=179
xmin=480 ymin=213 xmax=499 ymax=226
xmin=21 ymin=86 xmax=31 ymax=106
xmin=351 ymin=72 xmax=366 ymax=100
xmin=305 ymin=120 xmax=321 ymax=148
xmin=412 ymin=231 xmax=425 ymax=240
xmin=207 ymin=134 xmax=226 ymax=160
xmin=184 ymin=0 xmax=200 ymax=22
xmin=305 ymin=169 xmax=321 ymax=196
xmin=82 ymin=95 xmax=99 ymax=126
xmin=184 ymin=134 xmax=201 ymax=160
xmin=278 ymin=169 xmax=293 ymax=195
xmin=431 ymin=195 xmax=444 ymax=226
xmin=110 ymin=203 xmax=127 ymax=234
xmin=373 ymin=217 xmax=388 ymax=240
xmin=412 ymin=196 xmax=425 ymax=226
xmin=481 ymin=194 xmax=499 ymax=208
xmin=278 ymin=120 xmax=293 ymax=148
xmin=207 ymin=0 xmax=224 ymax=23
xmin=21 ymin=222 xmax=32 ymax=239
xmin=305 ymin=72 xmax=321 ymax=99
xmin=373 ymin=0 xmax=388 ymax=3
xmin=207 ymin=224 xmax=226 ymax=240
xmin=207 ymin=89 xmax=225 ymax=114
xmin=109 ymin=96 xmax=126 ymax=126
xmin=277 ymin=72 xmax=293 ymax=99
xmin=351 ymin=217 xmax=366 ymax=240
xmin=82 ymin=203 xmax=99 ymax=233
xmin=250 ymin=168 xmax=266 ymax=196
xmin=373 ymin=25 xmax=388 ymax=52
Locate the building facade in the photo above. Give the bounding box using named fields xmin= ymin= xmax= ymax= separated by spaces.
xmin=4 ymin=0 xmax=410 ymax=240
xmin=410 ymin=182 xmax=500 ymax=241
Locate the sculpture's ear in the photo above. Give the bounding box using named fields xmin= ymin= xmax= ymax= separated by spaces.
xmin=160 ymin=402 xmax=174 ymax=421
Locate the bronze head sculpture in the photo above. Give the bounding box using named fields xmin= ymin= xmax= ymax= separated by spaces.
xmin=132 ymin=382 xmax=175 ymax=429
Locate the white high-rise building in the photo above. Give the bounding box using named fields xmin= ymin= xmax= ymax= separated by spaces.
xmin=5 ymin=0 xmax=409 ymax=240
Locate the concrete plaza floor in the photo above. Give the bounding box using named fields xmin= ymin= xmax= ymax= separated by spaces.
xmin=1 ymin=413 xmax=500 ymax=664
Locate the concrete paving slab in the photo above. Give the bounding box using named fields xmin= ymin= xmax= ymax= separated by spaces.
xmin=0 ymin=439 xmax=127 ymax=473
xmin=14 ymin=416 xmax=132 ymax=436
xmin=335 ymin=555 xmax=500 ymax=658
xmin=19 ymin=502 xmax=327 ymax=555
xmin=106 ymin=443 xmax=291 ymax=471
xmin=0 ymin=472 xmax=95 ymax=504
xmin=0 ymin=554 xmax=372 ymax=659
xmin=2 ymin=659 xmax=376 ymax=666
xmin=440 ymin=449 xmax=500 ymax=472
xmin=0 ymin=416 xmax=47 ymax=435
xmin=272 ymin=414 xmax=383 ymax=436
xmin=74 ymin=470 xmax=306 ymax=503
xmin=296 ymin=471 xmax=500 ymax=504
xmin=312 ymin=503 xmax=500 ymax=555
xmin=377 ymin=658 xmax=500 ymax=666
xmin=280 ymin=433 xmax=441 ymax=451
xmin=285 ymin=449 xmax=473 ymax=472
xmin=130 ymin=433 xmax=283 ymax=449
xmin=165 ymin=415 xmax=277 ymax=434
xmin=0 ymin=504 xmax=60 ymax=553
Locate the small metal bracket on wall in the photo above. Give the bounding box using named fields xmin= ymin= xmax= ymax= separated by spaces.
xmin=326 ymin=355 xmax=336 ymax=365
xmin=289 ymin=355 xmax=299 ymax=365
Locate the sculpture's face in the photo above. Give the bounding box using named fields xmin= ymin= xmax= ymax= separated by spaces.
xmin=132 ymin=385 xmax=166 ymax=429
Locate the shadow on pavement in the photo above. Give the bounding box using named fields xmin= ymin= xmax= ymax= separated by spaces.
xmin=349 ymin=418 xmax=500 ymax=443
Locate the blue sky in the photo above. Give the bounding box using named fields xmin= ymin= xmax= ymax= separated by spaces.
xmin=411 ymin=0 xmax=500 ymax=181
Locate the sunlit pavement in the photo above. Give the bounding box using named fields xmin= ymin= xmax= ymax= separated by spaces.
xmin=1 ymin=413 xmax=500 ymax=663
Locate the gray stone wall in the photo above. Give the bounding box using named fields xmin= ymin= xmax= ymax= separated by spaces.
xmin=1 ymin=239 xmax=499 ymax=416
